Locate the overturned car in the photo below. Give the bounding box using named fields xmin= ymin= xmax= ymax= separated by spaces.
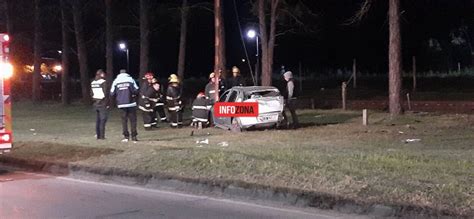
xmin=213 ymin=86 xmax=284 ymax=131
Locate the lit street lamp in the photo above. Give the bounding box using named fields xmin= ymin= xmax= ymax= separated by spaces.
xmin=118 ymin=42 xmax=129 ymax=72
xmin=247 ymin=29 xmax=259 ymax=86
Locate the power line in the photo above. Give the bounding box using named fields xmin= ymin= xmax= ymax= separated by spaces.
xmin=232 ymin=0 xmax=255 ymax=84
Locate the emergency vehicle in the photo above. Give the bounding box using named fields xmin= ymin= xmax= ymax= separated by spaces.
xmin=0 ymin=33 xmax=13 ymax=154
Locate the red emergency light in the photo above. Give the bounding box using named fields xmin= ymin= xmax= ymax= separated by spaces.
xmin=2 ymin=35 xmax=9 ymax=42
xmin=0 ymin=133 xmax=12 ymax=144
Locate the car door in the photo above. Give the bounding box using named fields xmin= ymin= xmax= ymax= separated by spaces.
xmin=213 ymin=90 xmax=231 ymax=127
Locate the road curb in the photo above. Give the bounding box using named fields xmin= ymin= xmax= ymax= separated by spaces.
xmin=0 ymin=156 xmax=468 ymax=218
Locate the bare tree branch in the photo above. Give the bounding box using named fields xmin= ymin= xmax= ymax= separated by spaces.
xmin=345 ymin=0 xmax=376 ymax=25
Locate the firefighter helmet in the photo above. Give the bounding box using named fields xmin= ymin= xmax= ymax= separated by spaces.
xmin=144 ymin=72 xmax=154 ymax=79
xmin=168 ymin=74 xmax=179 ymax=83
xmin=209 ymin=72 xmax=215 ymax=79
xmin=197 ymin=92 xmax=205 ymax=98
xmin=232 ymin=66 xmax=240 ymax=74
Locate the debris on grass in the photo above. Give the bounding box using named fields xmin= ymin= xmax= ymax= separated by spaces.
xmin=29 ymin=129 xmax=35 ymax=132
xmin=218 ymin=141 xmax=229 ymax=147
xmin=196 ymin=139 xmax=209 ymax=144
xmin=403 ymin=138 xmax=421 ymax=143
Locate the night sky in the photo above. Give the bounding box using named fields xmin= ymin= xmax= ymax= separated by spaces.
xmin=3 ymin=0 xmax=474 ymax=79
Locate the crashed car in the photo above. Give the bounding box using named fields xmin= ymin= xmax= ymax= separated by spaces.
xmin=213 ymin=86 xmax=284 ymax=131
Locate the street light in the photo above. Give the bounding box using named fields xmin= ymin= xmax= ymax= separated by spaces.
xmin=247 ymin=29 xmax=259 ymax=86
xmin=118 ymin=42 xmax=129 ymax=72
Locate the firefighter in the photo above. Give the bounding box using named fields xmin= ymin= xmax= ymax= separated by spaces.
xmin=110 ymin=69 xmax=139 ymax=142
xmin=154 ymin=80 xmax=168 ymax=124
xmin=166 ymin=74 xmax=183 ymax=128
xmin=138 ymin=72 xmax=159 ymax=130
xmin=205 ymin=72 xmax=226 ymax=103
xmin=91 ymin=69 xmax=109 ymax=140
xmin=227 ymin=66 xmax=245 ymax=88
xmin=192 ymin=92 xmax=211 ymax=129
xmin=282 ymin=71 xmax=300 ymax=129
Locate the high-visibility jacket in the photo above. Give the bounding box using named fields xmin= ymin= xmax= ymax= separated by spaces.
xmin=91 ymin=78 xmax=109 ymax=108
xmin=138 ymin=79 xmax=159 ymax=112
xmin=110 ymin=73 xmax=139 ymax=108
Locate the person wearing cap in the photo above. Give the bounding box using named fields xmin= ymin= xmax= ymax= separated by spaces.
xmin=227 ymin=66 xmax=245 ymax=88
xmin=139 ymin=72 xmax=160 ymax=130
xmin=192 ymin=92 xmax=211 ymax=129
xmin=166 ymin=74 xmax=183 ymax=128
xmin=91 ymin=69 xmax=110 ymax=140
xmin=110 ymin=69 xmax=139 ymax=142
xmin=282 ymin=71 xmax=300 ymax=129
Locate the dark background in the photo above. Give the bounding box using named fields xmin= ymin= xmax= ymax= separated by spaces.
xmin=2 ymin=0 xmax=474 ymax=80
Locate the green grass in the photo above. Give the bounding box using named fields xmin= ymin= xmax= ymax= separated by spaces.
xmin=7 ymin=101 xmax=474 ymax=216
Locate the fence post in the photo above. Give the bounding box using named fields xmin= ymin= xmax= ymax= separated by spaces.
xmin=406 ymin=93 xmax=412 ymax=111
xmin=353 ymin=58 xmax=357 ymax=89
xmin=342 ymin=82 xmax=347 ymax=110
xmin=412 ymin=56 xmax=416 ymax=93
xmin=299 ymin=61 xmax=303 ymax=93
xmin=458 ymin=62 xmax=461 ymax=73
xmin=362 ymin=109 xmax=368 ymax=126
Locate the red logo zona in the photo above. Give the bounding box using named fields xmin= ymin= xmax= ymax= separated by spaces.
xmin=214 ymin=102 xmax=259 ymax=117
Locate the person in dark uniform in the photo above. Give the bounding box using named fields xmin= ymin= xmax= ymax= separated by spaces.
xmin=138 ymin=72 xmax=160 ymax=130
xmin=282 ymin=71 xmax=300 ymax=129
xmin=192 ymin=92 xmax=211 ymax=129
xmin=110 ymin=69 xmax=139 ymax=142
xmin=227 ymin=66 xmax=245 ymax=88
xmin=166 ymin=74 xmax=183 ymax=128
xmin=154 ymin=83 xmax=168 ymax=124
xmin=91 ymin=69 xmax=110 ymax=140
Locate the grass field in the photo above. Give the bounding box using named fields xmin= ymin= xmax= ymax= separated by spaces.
xmin=7 ymin=101 xmax=474 ymax=216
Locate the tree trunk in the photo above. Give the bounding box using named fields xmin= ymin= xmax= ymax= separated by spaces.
xmin=4 ymin=0 xmax=12 ymax=34
xmin=177 ymin=0 xmax=189 ymax=80
xmin=258 ymin=0 xmax=268 ymax=86
xmin=32 ymin=0 xmax=41 ymax=102
xmin=214 ymin=0 xmax=226 ymax=100
xmin=72 ymin=0 xmax=91 ymax=104
xmin=388 ymin=0 xmax=402 ymax=117
xmin=139 ymin=0 xmax=149 ymax=79
xmin=105 ymin=0 xmax=113 ymax=90
xmin=263 ymin=0 xmax=279 ymax=86
xmin=60 ymin=0 xmax=70 ymax=105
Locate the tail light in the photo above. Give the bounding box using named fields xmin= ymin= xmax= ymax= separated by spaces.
xmin=0 ymin=133 xmax=12 ymax=143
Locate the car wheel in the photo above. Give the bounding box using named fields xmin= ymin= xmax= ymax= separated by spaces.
xmin=231 ymin=118 xmax=244 ymax=132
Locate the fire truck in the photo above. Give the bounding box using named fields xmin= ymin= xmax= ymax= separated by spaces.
xmin=0 ymin=33 xmax=13 ymax=154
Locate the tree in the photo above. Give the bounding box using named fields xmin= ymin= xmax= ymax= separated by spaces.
xmin=139 ymin=0 xmax=150 ymax=79
xmin=105 ymin=0 xmax=114 ymax=90
xmin=32 ymin=0 xmax=42 ymax=102
xmin=388 ymin=0 xmax=402 ymax=116
xmin=72 ymin=0 xmax=91 ymax=104
xmin=177 ymin=0 xmax=189 ymax=80
xmin=258 ymin=0 xmax=280 ymax=86
xmin=350 ymin=0 xmax=403 ymax=117
xmin=60 ymin=0 xmax=70 ymax=105
xmin=214 ymin=0 xmax=226 ymax=100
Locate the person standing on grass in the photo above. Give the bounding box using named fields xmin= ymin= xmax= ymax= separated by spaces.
xmin=91 ymin=69 xmax=110 ymax=140
xmin=110 ymin=69 xmax=139 ymax=142
xmin=139 ymin=72 xmax=159 ymax=130
xmin=166 ymin=74 xmax=183 ymax=128
xmin=282 ymin=71 xmax=300 ymax=129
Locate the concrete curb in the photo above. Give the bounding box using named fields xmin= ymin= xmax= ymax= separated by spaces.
xmin=0 ymin=156 xmax=468 ymax=218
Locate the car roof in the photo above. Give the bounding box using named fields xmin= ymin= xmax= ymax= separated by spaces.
xmin=230 ymin=86 xmax=280 ymax=95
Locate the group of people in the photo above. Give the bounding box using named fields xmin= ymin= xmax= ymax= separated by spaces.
xmin=91 ymin=65 xmax=298 ymax=142
xmin=91 ymin=69 xmax=184 ymax=142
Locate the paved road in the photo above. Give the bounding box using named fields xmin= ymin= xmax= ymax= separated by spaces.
xmin=0 ymin=168 xmax=366 ymax=219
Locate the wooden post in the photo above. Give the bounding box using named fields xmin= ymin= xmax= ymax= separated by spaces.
xmin=342 ymin=82 xmax=347 ymax=110
xmin=311 ymin=98 xmax=315 ymax=109
xmin=299 ymin=61 xmax=303 ymax=93
xmin=352 ymin=58 xmax=357 ymax=89
xmin=362 ymin=109 xmax=368 ymax=126
xmin=458 ymin=62 xmax=461 ymax=73
xmin=406 ymin=93 xmax=412 ymax=111
xmin=412 ymin=56 xmax=416 ymax=93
